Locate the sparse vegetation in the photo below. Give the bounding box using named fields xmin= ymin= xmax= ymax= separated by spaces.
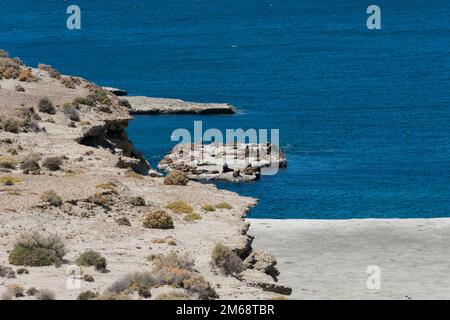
xmin=0 ymin=176 xmax=22 ymax=186
xmin=143 ymin=210 xmax=174 ymax=229
xmin=88 ymin=192 xmax=111 ymax=206
xmin=211 ymin=244 xmax=245 ymax=276
xmin=166 ymin=200 xmax=193 ymax=214
xmin=76 ymin=250 xmax=107 ymax=272
xmin=38 ymin=97 xmax=56 ymax=114
xmin=42 ymin=156 xmax=62 ymax=171
xmin=41 ymin=190 xmax=63 ymax=207
xmin=164 ymin=170 xmax=189 ymax=186
xmin=83 ymin=274 xmax=95 ymax=282
xmin=95 ymin=90 xmax=110 ymax=104
xmin=0 ymin=156 xmax=18 ymax=169
xmin=202 ymin=204 xmax=216 ymax=212
xmin=9 ymin=232 xmax=66 ymax=267
xmin=184 ymin=212 xmax=202 ymax=222
xmin=60 ymin=76 xmax=77 ymax=89
xmin=36 ymin=289 xmax=55 ymax=300
xmin=0 ymin=55 xmax=21 ymax=79
xmin=130 ymin=196 xmax=145 ymax=206
xmin=215 ymin=202 xmax=232 ymax=209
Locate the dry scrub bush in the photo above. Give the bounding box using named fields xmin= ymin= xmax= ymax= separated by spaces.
xmin=77 ymin=291 xmax=98 ymax=300
xmin=211 ymin=244 xmax=245 ymax=276
xmin=143 ymin=210 xmax=173 ymax=229
xmin=42 ymin=156 xmax=62 ymax=171
xmin=60 ymin=76 xmax=77 ymax=89
xmin=20 ymin=155 xmax=40 ymax=174
xmin=76 ymin=250 xmax=107 ymax=271
xmin=36 ymin=289 xmax=55 ymax=300
xmin=38 ymin=64 xmax=61 ymax=79
xmin=215 ymin=202 xmax=232 ymax=209
xmin=38 ymin=97 xmax=56 ymax=114
xmin=18 ymin=68 xmax=38 ymax=82
xmin=15 ymin=84 xmax=25 ymax=92
xmin=7 ymin=284 xmax=25 ymax=297
xmin=0 ymin=265 xmax=15 ymax=278
xmin=164 ymin=170 xmax=189 ymax=186
xmin=74 ymin=95 xmax=96 ymax=107
xmin=63 ymin=103 xmax=80 ymax=122
xmin=0 ymin=56 xmax=21 ymax=79
xmin=152 ymin=252 xmax=195 ymax=287
xmin=0 ymin=156 xmax=18 ymax=169
xmin=183 ymin=274 xmax=218 ymax=300
xmin=202 ymin=204 xmax=216 ymax=212
xmin=9 ymin=232 xmax=66 ymax=267
xmin=0 ymin=176 xmax=22 ymax=186
xmin=184 ymin=212 xmax=202 ymax=222
xmin=166 ymin=200 xmax=193 ymax=214
xmin=41 ymin=190 xmax=63 ymax=207
xmin=106 ymin=272 xmax=157 ymax=298
xmin=115 ymin=217 xmax=131 ymax=226
xmin=26 ymin=287 xmax=38 ymax=296
xmin=2 ymin=117 xmax=24 ymax=133
xmin=130 ymin=196 xmax=145 ymax=206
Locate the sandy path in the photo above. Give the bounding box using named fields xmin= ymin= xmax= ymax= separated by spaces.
xmin=248 ymin=218 xmax=450 ymax=300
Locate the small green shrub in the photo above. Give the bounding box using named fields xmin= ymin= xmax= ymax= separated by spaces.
xmin=95 ymin=90 xmax=110 ymax=104
xmin=41 ymin=190 xmax=62 ymax=207
xmin=143 ymin=210 xmax=173 ymax=229
xmin=166 ymin=200 xmax=193 ymax=214
xmin=9 ymin=232 xmax=66 ymax=267
xmin=211 ymin=244 xmax=245 ymax=276
xmin=76 ymin=250 xmax=107 ymax=271
xmin=74 ymin=95 xmax=96 ymax=107
xmin=38 ymin=97 xmax=56 ymax=114
xmin=164 ymin=170 xmax=189 ymax=186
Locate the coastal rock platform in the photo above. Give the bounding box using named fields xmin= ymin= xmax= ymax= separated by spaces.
xmin=127 ymin=96 xmax=236 ymax=115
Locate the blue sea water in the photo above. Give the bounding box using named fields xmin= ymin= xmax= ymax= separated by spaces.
xmin=1 ymin=0 xmax=449 ymax=219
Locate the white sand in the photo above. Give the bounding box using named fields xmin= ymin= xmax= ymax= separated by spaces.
xmin=248 ymin=218 xmax=450 ymax=300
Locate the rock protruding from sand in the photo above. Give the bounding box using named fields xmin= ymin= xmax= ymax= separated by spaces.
xmin=127 ymin=96 xmax=236 ymax=114
xmin=158 ymin=143 xmax=287 ymax=182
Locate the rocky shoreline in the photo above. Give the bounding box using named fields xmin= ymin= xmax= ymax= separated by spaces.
xmin=0 ymin=50 xmax=291 ymax=300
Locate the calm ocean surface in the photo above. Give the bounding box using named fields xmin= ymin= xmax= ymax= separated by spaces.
xmin=1 ymin=1 xmax=449 ymax=218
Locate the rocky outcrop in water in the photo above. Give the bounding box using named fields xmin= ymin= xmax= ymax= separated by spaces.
xmin=158 ymin=142 xmax=287 ymax=182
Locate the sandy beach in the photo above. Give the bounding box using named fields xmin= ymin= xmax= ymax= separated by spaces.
xmin=249 ymin=218 xmax=450 ymax=300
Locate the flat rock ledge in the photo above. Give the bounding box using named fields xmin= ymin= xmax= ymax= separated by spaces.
xmin=158 ymin=143 xmax=287 ymax=182
xmin=127 ymin=96 xmax=236 ymax=115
